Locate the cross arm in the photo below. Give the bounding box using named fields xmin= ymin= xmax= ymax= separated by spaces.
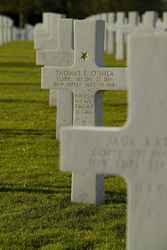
xmin=60 ymin=126 xmax=129 ymax=177
xmin=41 ymin=66 xmax=127 ymax=90
xmin=93 ymin=67 xmax=127 ymax=91
xmin=61 ymin=125 xmax=167 ymax=180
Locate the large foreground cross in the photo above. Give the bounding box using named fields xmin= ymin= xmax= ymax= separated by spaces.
xmin=42 ymin=20 xmax=126 ymax=203
xmin=61 ymin=29 xmax=167 ymax=249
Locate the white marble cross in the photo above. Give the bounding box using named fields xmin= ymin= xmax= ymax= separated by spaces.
xmin=36 ymin=18 xmax=74 ymax=139
xmin=34 ymin=13 xmax=64 ymax=108
xmin=0 ymin=16 xmax=4 ymax=45
xmin=42 ymin=20 xmax=126 ymax=126
xmin=142 ymin=11 xmax=157 ymax=29
xmin=115 ymin=12 xmax=126 ymax=59
xmin=36 ymin=18 xmax=74 ymax=66
xmin=34 ymin=13 xmax=63 ymax=49
xmin=106 ymin=13 xmax=115 ymax=54
xmin=35 ymin=15 xmax=63 ymax=51
xmin=7 ymin=18 xmax=13 ymax=42
xmin=61 ymin=28 xmax=167 ymax=250
xmin=2 ymin=16 xmax=9 ymax=44
xmin=42 ymin=19 xmax=126 ymax=203
xmin=34 ymin=13 xmax=66 ymax=107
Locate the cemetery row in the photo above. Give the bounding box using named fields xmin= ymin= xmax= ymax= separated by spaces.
xmin=89 ymin=11 xmax=167 ymax=59
xmin=34 ymin=11 xmax=167 ymax=61
xmin=0 ymin=15 xmax=34 ymax=45
xmin=34 ymin=11 xmax=167 ymax=250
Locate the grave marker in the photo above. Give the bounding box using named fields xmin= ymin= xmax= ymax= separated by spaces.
xmin=34 ymin=13 xmax=63 ymax=49
xmin=60 ymin=28 xmax=167 ymax=250
xmin=106 ymin=13 xmax=115 ymax=54
xmin=37 ymin=19 xmax=74 ymax=139
xmin=34 ymin=13 xmax=64 ymax=107
xmin=0 ymin=16 xmax=4 ymax=45
xmin=42 ymin=20 xmax=126 ymax=126
xmin=35 ymin=14 xmax=62 ymax=51
xmin=42 ymin=20 xmax=126 ymax=202
xmin=36 ymin=18 xmax=74 ymax=66
xmin=116 ymin=12 xmax=126 ymax=60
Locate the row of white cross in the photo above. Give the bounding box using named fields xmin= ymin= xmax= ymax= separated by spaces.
xmin=87 ymin=11 xmax=167 ymax=59
xmin=0 ymin=15 xmax=34 ymax=45
xmin=34 ymin=11 xmax=167 ymax=250
xmin=0 ymin=15 xmax=14 ymax=45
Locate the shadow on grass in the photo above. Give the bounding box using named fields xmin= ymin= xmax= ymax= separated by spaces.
xmin=0 ymin=99 xmax=48 ymax=105
xmin=105 ymin=190 xmax=127 ymax=204
xmin=0 ymin=183 xmax=70 ymax=194
xmin=0 ymin=62 xmax=38 ymax=68
xmin=0 ymin=128 xmax=55 ymax=137
xmin=0 ymin=82 xmax=40 ymax=86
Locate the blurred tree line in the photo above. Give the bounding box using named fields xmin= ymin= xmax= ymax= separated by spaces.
xmin=0 ymin=0 xmax=165 ymax=27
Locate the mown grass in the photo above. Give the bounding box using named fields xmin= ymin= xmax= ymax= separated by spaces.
xmin=0 ymin=41 xmax=127 ymax=250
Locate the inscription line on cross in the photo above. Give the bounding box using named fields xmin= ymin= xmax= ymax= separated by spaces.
xmin=42 ymin=20 xmax=126 ymax=204
xmin=60 ymin=29 xmax=167 ymax=249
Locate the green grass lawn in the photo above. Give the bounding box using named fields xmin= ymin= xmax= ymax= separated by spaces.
xmin=0 ymin=41 xmax=127 ymax=250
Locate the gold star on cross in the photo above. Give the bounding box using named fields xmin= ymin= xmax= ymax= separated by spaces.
xmin=80 ymin=51 xmax=88 ymax=61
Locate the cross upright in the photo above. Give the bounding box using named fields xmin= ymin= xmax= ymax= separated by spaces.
xmin=0 ymin=16 xmax=4 ymax=45
xmin=60 ymin=28 xmax=167 ymax=250
xmin=42 ymin=19 xmax=126 ymax=203
xmin=34 ymin=13 xmax=63 ymax=50
xmin=36 ymin=18 xmax=74 ymax=66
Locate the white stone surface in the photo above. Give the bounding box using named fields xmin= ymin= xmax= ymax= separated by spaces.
xmin=7 ymin=18 xmax=13 ymax=42
xmin=106 ymin=13 xmax=115 ymax=54
xmin=163 ymin=12 xmax=167 ymax=25
xmin=116 ymin=12 xmax=126 ymax=60
xmin=0 ymin=16 xmax=4 ymax=45
xmin=61 ymin=29 xmax=167 ymax=249
xmin=142 ymin=11 xmax=157 ymax=29
xmin=36 ymin=19 xmax=74 ymax=66
xmin=3 ymin=16 xmax=8 ymax=44
xmin=34 ymin=13 xmax=63 ymax=49
xmin=35 ymin=15 xmax=60 ymax=50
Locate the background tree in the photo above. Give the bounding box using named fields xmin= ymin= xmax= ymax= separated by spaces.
xmin=0 ymin=0 xmax=42 ymax=27
xmin=0 ymin=0 xmax=166 ymax=25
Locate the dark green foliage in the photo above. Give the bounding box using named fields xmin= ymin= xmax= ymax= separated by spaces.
xmin=0 ymin=0 xmax=166 ymax=25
